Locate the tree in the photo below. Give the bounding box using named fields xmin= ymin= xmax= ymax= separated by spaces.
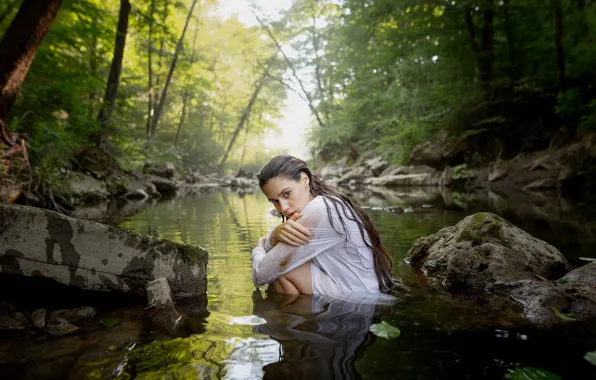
xmin=218 ymin=58 xmax=275 ymax=170
xmin=0 ymin=0 xmax=63 ymax=124
xmin=150 ymin=0 xmax=199 ymax=138
xmin=96 ymin=0 xmax=131 ymax=145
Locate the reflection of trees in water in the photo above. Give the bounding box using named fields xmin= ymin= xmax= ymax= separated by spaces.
xmin=252 ymin=290 xmax=395 ymax=380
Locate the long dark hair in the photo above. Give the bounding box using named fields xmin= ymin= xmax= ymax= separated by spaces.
xmin=257 ymin=155 xmax=394 ymax=293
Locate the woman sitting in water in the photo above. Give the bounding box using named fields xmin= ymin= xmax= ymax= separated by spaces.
xmin=251 ymin=155 xmax=394 ymax=296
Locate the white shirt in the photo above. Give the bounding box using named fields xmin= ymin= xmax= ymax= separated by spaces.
xmin=251 ymin=195 xmax=392 ymax=299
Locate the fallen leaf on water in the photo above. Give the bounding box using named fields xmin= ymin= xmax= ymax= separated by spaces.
xmin=506 ymin=367 xmax=561 ymax=379
xmin=100 ymin=318 xmax=120 ymax=328
xmin=369 ymin=321 xmax=400 ymax=339
xmin=585 ymin=351 xmax=596 ymax=366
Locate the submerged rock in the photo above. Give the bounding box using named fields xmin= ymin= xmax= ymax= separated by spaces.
xmin=49 ymin=307 xmax=96 ymax=324
xmin=31 ymin=308 xmax=49 ymax=330
xmin=0 ymin=203 xmax=208 ymax=296
xmin=47 ymin=322 xmax=79 ymax=336
xmin=406 ymin=212 xmax=570 ymax=290
xmin=0 ymin=313 xmax=26 ymax=330
xmin=145 ymin=278 xmax=181 ymax=328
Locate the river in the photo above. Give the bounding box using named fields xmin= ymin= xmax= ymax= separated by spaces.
xmin=1 ymin=187 xmax=595 ymax=379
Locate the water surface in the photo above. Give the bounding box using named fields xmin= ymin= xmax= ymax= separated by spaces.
xmin=111 ymin=188 xmax=596 ymax=379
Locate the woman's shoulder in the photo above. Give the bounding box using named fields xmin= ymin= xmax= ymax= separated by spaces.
xmin=302 ymin=195 xmax=327 ymax=215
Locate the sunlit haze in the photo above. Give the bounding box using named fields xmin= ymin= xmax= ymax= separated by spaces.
xmin=218 ymin=0 xmax=313 ymax=161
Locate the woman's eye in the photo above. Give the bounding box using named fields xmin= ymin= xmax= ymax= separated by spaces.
xmin=283 ymin=191 xmax=290 ymax=197
xmin=271 ymin=200 xmax=278 ymax=205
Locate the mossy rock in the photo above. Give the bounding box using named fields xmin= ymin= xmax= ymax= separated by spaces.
xmin=406 ymin=212 xmax=570 ymax=291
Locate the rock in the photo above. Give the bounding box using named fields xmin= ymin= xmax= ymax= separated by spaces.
xmin=65 ymin=172 xmax=109 ymax=203
xmin=0 ymin=313 xmax=25 ymax=330
xmin=560 ymin=261 xmax=596 ymax=287
xmin=0 ymin=203 xmax=208 ymax=296
xmin=406 ymin=213 xmax=571 ymax=290
xmin=229 ymin=177 xmax=257 ymax=188
xmin=122 ymin=188 xmax=150 ymax=200
xmin=384 ymin=206 xmax=404 ymax=214
xmin=49 ymin=307 xmax=96 ymax=324
xmin=317 ymin=164 xmax=346 ymax=180
xmin=337 ymin=166 xmax=371 ymax=184
xmin=109 ymin=173 xmax=160 ymax=198
xmin=493 ymin=263 xmax=596 ymax=326
xmin=407 ymin=131 xmax=467 ymax=169
xmin=31 ymin=308 xmax=49 ymax=330
xmin=145 ymin=278 xmax=181 ymax=328
xmin=380 ymin=165 xmax=436 ymax=177
xmin=47 ymin=322 xmax=79 ymax=336
xmin=236 ymin=169 xmax=254 ymax=179
xmin=146 ymin=175 xmax=177 ymax=195
xmin=367 ymin=172 xmax=443 ymax=187
xmin=143 ymin=162 xmax=175 ymax=180
xmin=364 ymin=156 xmax=389 ymax=177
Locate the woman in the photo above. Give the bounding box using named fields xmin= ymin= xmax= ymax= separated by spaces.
xmin=251 ymin=155 xmax=394 ymax=296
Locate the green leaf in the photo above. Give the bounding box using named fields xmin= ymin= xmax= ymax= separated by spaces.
xmin=557 ymin=279 xmax=568 ymax=284
xmin=551 ymin=307 xmax=576 ymax=321
xmin=369 ymin=321 xmax=401 ymax=339
xmin=100 ymin=318 xmax=120 ymax=328
xmin=585 ymin=351 xmax=596 ymax=366
xmin=506 ymin=367 xmax=561 ymax=380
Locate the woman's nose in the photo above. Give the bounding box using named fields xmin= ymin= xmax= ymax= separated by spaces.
xmin=279 ymin=199 xmax=289 ymax=212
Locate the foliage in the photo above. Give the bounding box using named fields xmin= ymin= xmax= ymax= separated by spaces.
xmin=0 ymin=0 xmax=288 ymax=179
xmin=280 ymin=0 xmax=596 ymax=163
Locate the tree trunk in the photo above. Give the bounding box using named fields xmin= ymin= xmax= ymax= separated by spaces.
xmin=479 ymin=0 xmax=494 ymax=98
xmin=555 ymin=2 xmax=566 ymax=92
xmin=145 ymin=0 xmax=155 ymax=137
xmin=253 ymin=11 xmax=326 ymax=128
xmin=240 ymin=113 xmax=250 ymax=163
xmin=502 ymin=0 xmax=516 ymax=72
xmin=175 ymin=19 xmax=199 ymax=147
xmin=0 ymin=0 xmax=62 ymax=122
xmin=218 ymin=62 xmax=272 ymax=170
xmin=149 ymin=0 xmax=170 ymax=138
xmin=96 ymin=0 xmax=131 ymax=145
xmin=150 ymin=0 xmax=198 ymax=138
xmin=174 ymin=97 xmax=187 ymax=147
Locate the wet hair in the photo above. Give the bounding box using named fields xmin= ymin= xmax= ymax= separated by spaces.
xmin=257 ymin=155 xmax=394 ymax=293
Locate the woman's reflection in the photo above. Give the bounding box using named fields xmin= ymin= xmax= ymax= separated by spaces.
xmin=251 ymin=289 xmax=396 ymax=380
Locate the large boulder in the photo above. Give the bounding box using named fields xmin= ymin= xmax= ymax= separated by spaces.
xmin=406 ymin=213 xmax=571 ymax=290
xmin=0 ymin=204 xmax=208 ymax=296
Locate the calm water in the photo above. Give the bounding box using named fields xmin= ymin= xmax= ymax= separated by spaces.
xmin=113 ymin=189 xmax=596 ymax=379
xmin=1 ymin=188 xmax=595 ymax=379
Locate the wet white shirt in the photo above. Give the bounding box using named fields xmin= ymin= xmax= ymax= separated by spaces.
xmin=251 ymin=196 xmax=389 ymax=298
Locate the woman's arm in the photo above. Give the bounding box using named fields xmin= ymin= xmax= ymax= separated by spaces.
xmin=252 ymin=198 xmax=341 ymax=287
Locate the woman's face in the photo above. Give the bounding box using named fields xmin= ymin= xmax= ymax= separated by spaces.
xmin=261 ymin=173 xmax=311 ymax=218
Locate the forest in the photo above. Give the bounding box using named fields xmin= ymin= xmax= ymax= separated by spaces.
xmin=1 ymin=0 xmax=595 ymax=204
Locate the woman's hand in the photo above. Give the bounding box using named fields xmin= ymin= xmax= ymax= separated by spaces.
xmin=270 ymin=213 xmax=312 ymax=247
